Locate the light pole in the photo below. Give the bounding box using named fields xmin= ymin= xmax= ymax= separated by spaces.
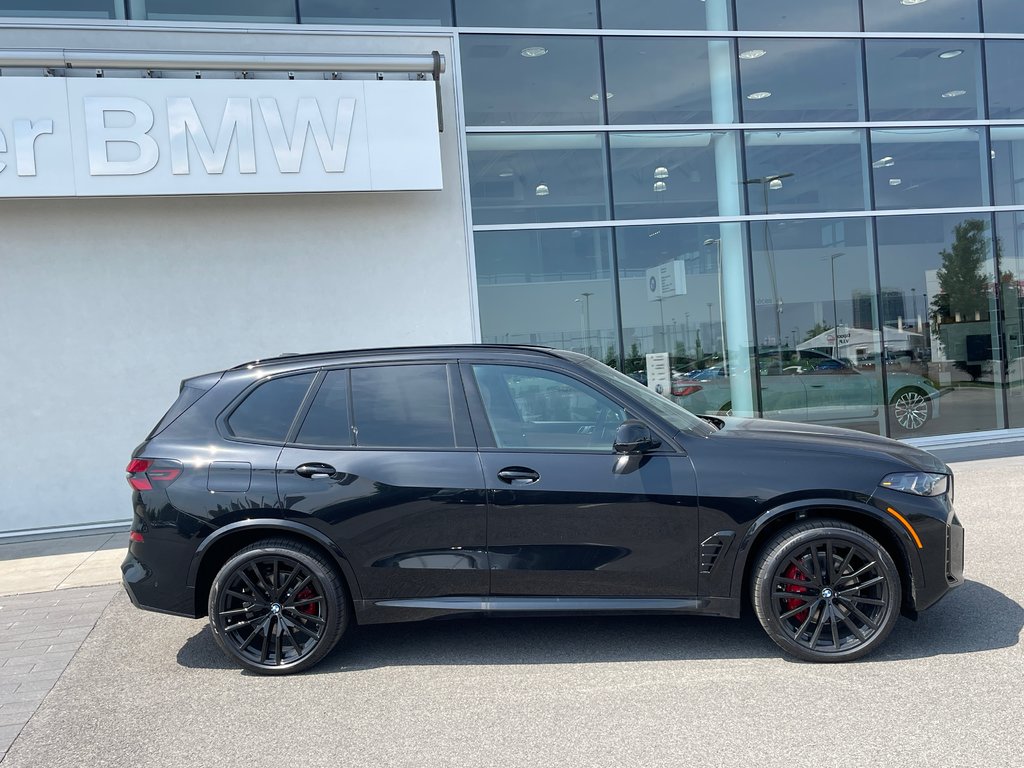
xmin=707 ymin=302 xmax=715 ymax=360
xmin=742 ymin=172 xmax=793 ymax=361
xmin=684 ymin=312 xmax=691 ymax=357
xmin=656 ymin=297 xmax=666 ymax=352
xmin=703 ymin=237 xmax=728 ymax=370
xmin=827 ymin=252 xmax=844 ymax=359
xmin=791 ymin=326 xmax=799 ymax=350
xmin=574 ymin=292 xmax=593 ymax=357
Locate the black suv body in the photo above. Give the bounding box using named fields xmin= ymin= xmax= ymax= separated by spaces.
xmin=123 ymin=345 xmax=964 ymax=673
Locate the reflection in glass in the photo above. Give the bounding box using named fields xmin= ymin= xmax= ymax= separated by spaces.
xmin=744 ymin=130 xmax=868 ymax=215
xmin=615 ymin=223 xmax=756 ymax=417
xmin=991 ymin=127 xmax=1024 ymax=207
xmin=600 ymin=0 xmax=712 ymax=30
xmin=749 ymin=218 xmax=886 ymax=434
xmin=0 ymin=0 xmax=122 ymax=17
xmin=738 ymin=39 xmax=862 ymax=123
xmin=863 ymin=0 xmax=979 ymax=32
xmin=610 ymin=133 xmax=719 ymax=220
xmin=876 ymin=214 xmax=1003 ymax=435
xmin=455 ymin=0 xmax=597 ymax=28
xmin=982 ymin=0 xmax=1024 ymax=33
xmin=475 ymin=228 xmax=616 ymax=364
xmin=461 ymin=35 xmax=602 ymax=126
xmin=986 ymin=42 xmax=1024 ymax=120
xmin=603 ymin=37 xmax=714 ymax=124
xmin=128 ymin=0 xmax=295 ymax=20
xmin=870 ymin=128 xmax=987 ymax=210
xmin=298 ymin=0 xmax=452 ymax=25
xmin=468 ymin=134 xmax=609 ymax=225
xmin=866 ymin=40 xmax=981 ymax=121
xmin=995 ymin=213 xmax=1024 ymax=427
xmin=734 ymin=0 xmax=859 ymax=32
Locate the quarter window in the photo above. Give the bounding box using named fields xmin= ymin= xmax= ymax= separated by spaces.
xmin=226 ymin=373 xmax=316 ymax=443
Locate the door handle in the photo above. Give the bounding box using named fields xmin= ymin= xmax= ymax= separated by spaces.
xmin=497 ymin=467 xmax=540 ymax=485
xmin=809 ymin=384 xmax=825 ymax=388
xmin=295 ymin=463 xmax=336 ymax=479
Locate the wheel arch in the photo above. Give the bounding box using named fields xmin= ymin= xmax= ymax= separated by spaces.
xmin=187 ymin=519 xmax=363 ymax=618
xmin=733 ymin=499 xmax=922 ymax=618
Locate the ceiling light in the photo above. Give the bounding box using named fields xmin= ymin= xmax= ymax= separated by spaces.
xmin=739 ymin=49 xmax=767 ymax=60
xmin=654 ymin=166 xmax=669 ymax=179
xmin=747 ymin=91 xmax=772 ymax=100
xmin=941 ymin=89 xmax=967 ymax=98
xmin=520 ymin=47 xmax=548 ymax=58
xmin=889 ymin=178 xmax=902 ymax=186
xmin=589 ymin=92 xmax=614 ymax=101
xmin=653 ymin=181 xmax=667 ymax=193
xmin=768 ymin=178 xmax=783 ymax=190
xmin=535 ymin=183 xmax=549 ymax=196
xmin=872 ymin=156 xmax=895 ymax=169
xmin=901 ymin=0 xmax=928 ymax=5
xmin=938 ymin=49 xmax=964 ymax=59
xmin=498 ymin=169 xmax=514 ymax=178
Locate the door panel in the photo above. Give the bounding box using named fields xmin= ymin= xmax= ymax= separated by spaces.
xmin=481 ymin=451 xmax=700 ymax=597
xmin=277 ymin=448 xmax=487 ymax=599
xmin=466 ymin=362 xmax=700 ymax=598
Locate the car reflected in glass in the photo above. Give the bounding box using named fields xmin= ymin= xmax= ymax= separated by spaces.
xmin=675 ymin=349 xmax=940 ymax=432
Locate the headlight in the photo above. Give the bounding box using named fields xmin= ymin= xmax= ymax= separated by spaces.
xmin=879 ymin=472 xmax=949 ymax=497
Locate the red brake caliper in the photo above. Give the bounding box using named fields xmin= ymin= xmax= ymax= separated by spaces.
xmin=782 ymin=563 xmax=809 ymax=623
xmin=294 ymin=586 xmax=317 ymax=615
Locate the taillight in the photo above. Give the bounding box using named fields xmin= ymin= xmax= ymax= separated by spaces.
xmin=126 ymin=459 xmax=182 ymax=491
xmin=673 ymin=385 xmax=703 ymax=397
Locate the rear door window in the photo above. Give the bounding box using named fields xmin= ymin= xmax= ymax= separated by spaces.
xmin=295 ymin=370 xmax=352 ymax=446
xmin=350 ymin=364 xmax=456 ymax=448
xmin=226 ymin=372 xmax=316 ymax=443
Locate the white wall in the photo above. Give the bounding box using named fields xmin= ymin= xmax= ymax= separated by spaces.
xmin=0 ymin=24 xmax=473 ymax=533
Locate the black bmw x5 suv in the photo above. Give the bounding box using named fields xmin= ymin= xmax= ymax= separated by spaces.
xmin=124 ymin=345 xmax=964 ymax=674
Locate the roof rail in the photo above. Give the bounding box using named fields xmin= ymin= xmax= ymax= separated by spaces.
xmin=230 ymin=344 xmax=558 ymax=371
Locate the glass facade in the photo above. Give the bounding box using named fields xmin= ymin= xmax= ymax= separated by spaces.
xmin=3 ymin=0 xmax=1023 ymax=439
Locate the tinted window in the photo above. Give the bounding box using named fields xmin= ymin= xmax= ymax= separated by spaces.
xmin=296 ymin=370 xmax=352 ymax=446
xmin=351 ymin=365 xmax=455 ymax=448
xmin=472 ymin=364 xmax=626 ymax=450
xmin=227 ymin=373 xmax=315 ymax=442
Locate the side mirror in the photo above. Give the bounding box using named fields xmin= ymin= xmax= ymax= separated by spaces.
xmin=613 ymin=420 xmax=661 ymax=455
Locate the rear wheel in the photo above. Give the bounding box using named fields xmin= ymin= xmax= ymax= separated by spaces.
xmin=208 ymin=538 xmax=348 ymax=675
xmin=752 ymin=520 xmax=901 ymax=662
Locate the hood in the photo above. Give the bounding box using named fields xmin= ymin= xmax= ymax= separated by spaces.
xmin=708 ymin=417 xmax=949 ymax=474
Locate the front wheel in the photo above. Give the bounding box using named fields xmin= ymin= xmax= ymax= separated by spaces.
xmin=890 ymin=388 xmax=930 ymax=432
xmin=752 ymin=520 xmax=902 ymax=662
xmin=208 ymin=538 xmax=348 ymax=675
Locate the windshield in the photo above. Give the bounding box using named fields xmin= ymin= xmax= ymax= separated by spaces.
xmin=571 ymin=353 xmax=716 ymax=438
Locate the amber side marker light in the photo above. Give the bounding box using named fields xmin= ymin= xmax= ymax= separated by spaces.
xmin=886 ymin=507 xmax=924 ymax=549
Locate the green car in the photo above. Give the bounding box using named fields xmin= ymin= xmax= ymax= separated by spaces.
xmin=674 ymin=350 xmax=940 ymax=432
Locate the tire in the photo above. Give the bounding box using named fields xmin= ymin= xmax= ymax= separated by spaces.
xmin=208 ymin=537 xmax=348 ymax=675
xmin=752 ymin=520 xmax=902 ymax=662
xmin=890 ymin=387 xmax=930 ymax=432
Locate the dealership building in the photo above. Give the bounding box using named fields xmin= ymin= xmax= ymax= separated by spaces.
xmin=1 ymin=0 xmax=1022 ymax=535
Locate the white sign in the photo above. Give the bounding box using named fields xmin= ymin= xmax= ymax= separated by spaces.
xmin=646 ymin=260 xmax=687 ymax=301
xmin=645 ymin=352 xmax=672 ymax=399
xmin=0 ymin=78 xmax=442 ymax=198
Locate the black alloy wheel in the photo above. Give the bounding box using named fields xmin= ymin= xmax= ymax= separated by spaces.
xmin=753 ymin=520 xmax=902 ymax=662
xmin=208 ymin=538 xmax=348 ymax=674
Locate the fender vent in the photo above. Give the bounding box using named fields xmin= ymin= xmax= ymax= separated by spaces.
xmin=700 ymin=531 xmax=735 ymax=574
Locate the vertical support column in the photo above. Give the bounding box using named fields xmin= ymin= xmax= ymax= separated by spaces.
xmin=707 ymin=0 xmax=755 ymax=415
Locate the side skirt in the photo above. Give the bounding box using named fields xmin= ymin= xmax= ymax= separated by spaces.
xmin=354 ymin=595 xmax=741 ymax=625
